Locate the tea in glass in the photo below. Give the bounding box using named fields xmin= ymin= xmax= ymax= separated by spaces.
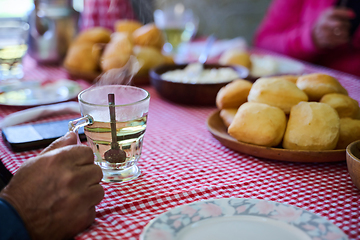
xmin=69 ymin=85 xmax=150 ymax=182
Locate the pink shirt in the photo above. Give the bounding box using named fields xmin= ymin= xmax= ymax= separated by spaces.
xmin=81 ymin=0 xmax=136 ymax=31
xmin=254 ymin=0 xmax=360 ymax=77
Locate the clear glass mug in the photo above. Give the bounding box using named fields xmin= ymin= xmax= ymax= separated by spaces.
xmin=69 ymin=85 xmax=150 ymax=182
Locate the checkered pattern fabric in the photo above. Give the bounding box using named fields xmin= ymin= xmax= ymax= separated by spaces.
xmin=1 ymin=52 xmax=360 ymax=240
xmin=81 ymin=0 xmax=136 ymax=31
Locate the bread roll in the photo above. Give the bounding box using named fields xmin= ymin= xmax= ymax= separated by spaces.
xmin=133 ymin=45 xmax=166 ymax=76
xmin=101 ymin=55 xmax=132 ymax=73
xmin=132 ymin=23 xmax=164 ymax=49
xmin=297 ymin=73 xmax=348 ymax=101
xmin=278 ymin=75 xmax=299 ymax=84
xmin=163 ymin=55 xmax=175 ymax=65
xmin=228 ymin=102 xmax=287 ymax=147
xmin=250 ymin=54 xmax=278 ymax=77
xmin=115 ymin=19 xmax=142 ymax=34
xmin=320 ymin=93 xmax=359 ymax=119
xmin=218 ymin=49 xmax=251 ymax=69
xmin=283 ymin=102 xmax=340 ymax=150
xmin=336 ymin=118 xmax=360 ymax=149
xmin=247 ymin=77 xmax=308 ymax=114
xmin=64 ymin=43 xmax=101 ymax=72
xmin=100 ymin=32 xmax=134 ymax=71
xmin=74 ymin=27 xmax=112 ymax=44
xmin=355 ymin=109 xmax=360 ymax=119
xmin=216 ymin=79 xmax=253 ymax=109
xmin=220 ymin=109 xmax=237 ymax=128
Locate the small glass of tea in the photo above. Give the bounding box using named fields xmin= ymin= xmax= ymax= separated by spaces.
xmin=0 ymin=19 xmax=29 ymax=81
xmin=154 ymin=3 xmax=199 ymax=55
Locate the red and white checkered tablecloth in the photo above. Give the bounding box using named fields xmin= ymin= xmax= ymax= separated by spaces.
xmin=1 ymin=51 xmax=360 ymax=240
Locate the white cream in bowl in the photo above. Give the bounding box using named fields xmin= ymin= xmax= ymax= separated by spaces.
xmin=161 ymin=63 xmax=240 ymax=84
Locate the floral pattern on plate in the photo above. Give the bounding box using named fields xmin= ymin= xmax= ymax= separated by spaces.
xmin=140 ymin=198 xmax=348 ymax=240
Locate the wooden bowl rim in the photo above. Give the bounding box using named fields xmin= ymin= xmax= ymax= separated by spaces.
xmin=346 ymin=140 xmax=360 ymax=163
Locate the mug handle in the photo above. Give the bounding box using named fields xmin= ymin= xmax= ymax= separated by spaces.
xmin=68 ymin=115 xmax=93 ymax=144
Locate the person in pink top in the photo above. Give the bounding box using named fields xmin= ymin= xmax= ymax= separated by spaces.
xmin=254 ymin=0 xmax=360 ymax=77
xmin=81 ymin=0 xmax=154 ymax=31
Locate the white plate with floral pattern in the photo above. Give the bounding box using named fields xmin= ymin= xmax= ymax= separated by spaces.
xmin=140 ymin=198 xmax=347 ymax=240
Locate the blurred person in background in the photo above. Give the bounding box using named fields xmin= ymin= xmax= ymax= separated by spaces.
xmin=81 ymin=0 xmax=154 ymax=30
xmin=0 ymin=132 xmax=104 ymax=240
xmin=254 ymin=0 xmax=360 ymax=77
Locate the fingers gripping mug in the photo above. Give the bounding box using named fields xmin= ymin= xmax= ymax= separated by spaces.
xmin=69 ymin=85 xmax=150 ymax=182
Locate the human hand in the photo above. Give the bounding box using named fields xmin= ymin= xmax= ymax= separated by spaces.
xmin=40 ymin=131 xmax=79 ymax=155
xmin=0 ymin=132 xmax=104 ymax=240
xmin=312 ymin=7 xmax=354 ymax=49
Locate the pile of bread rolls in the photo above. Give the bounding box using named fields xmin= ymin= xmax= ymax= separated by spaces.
xmin=219 ymin=49 xmax=252 ymax=71
xmin=64 ymin=20 xmax=173 ymax=81
xmin=216 ymin=73 xmax=360 ymax=150
xmin=219 ymin=49 xmax=303 ymax=78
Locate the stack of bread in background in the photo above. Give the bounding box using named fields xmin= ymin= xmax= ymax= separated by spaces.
xmin=64 ymin=20 xmax=173 ymax=82
xmin=216 ymin=73 xmax=360 ymax=150
xmin=219 ymin=48 xmax=303 ymax=79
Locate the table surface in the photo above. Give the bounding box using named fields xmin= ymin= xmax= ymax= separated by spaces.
xmin=1 ymin=49 xmax=360 ymax=240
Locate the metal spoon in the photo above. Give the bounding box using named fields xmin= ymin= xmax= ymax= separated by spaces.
xmin=185 ymin=35 xmax=217 ymax=80
xmin=198 ymin=34 xmax=217 ymax=64
xmin=104 ymin=93 xmax=126 ymax=163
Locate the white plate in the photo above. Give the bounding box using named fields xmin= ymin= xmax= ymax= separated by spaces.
xmin=0 ymin=79 xmax=82 ymax=106
xmin=140 ymin=198 xmax=348 ymax=240
xmin=250 ymin=54 xmax=305 ymax=78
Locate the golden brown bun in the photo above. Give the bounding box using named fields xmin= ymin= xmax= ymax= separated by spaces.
xmin=100 ymin=32 xmax=134 ymax=72
xmin=218 ymin=49 xmax=251 ymax=69
xmin=320 ymin=93 xmax=359 ymax=118
xmin=74 ymin=27 xmax=112 ymax=44
xmin=228 ymin=102 xmax=287 ymax=147
xmin=163 ymin=55 xmax=175 ymax=65
xmin=247 ymin=77 xmax=308 ymax=114
xmin=101 ymin=55 xmax=132 ymax=73
xmin=220 ymin=109 xmax=238 ymax=128
xmin=283 ymin=102 xmax=340 ymax=150
xmin=114 ymin=19 xmax=142 ymax=34
xmin=336 ymin=118 xmax=360 ymax=149
xmin=278 ymin=75 xmax=299 ymax=84
xmin=296 ymin=73 xmax=348 ymax=101
xmin=355 ymin=109 xmax=360 ymax=119
xmin=133 ymin=45 xmax=166 ymax=76
xmin=216 ymin=79 xmax=253 ymax=109
xmin=64 ymin=43 xmax=101 ymax=72
xmin=132 ymin=23 xmax=164 ymax=49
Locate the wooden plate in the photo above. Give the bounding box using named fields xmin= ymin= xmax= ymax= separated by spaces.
xmin=206 ymin=110 xmax=346 ymax=162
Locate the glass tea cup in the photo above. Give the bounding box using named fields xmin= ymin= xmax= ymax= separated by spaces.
xmin=154 ymin=3 xmax=199 ymax=54
xmin=69 ymin=85 xmax=150 ymax=182
xmin=0 ymin=20 xmax=29 ymax=81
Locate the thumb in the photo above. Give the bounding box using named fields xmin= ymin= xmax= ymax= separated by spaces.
xmin=40 ymin=132 xmax=78 ymax=155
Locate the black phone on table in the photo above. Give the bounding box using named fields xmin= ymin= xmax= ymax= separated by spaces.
xmin=1 ymin=119 xmax=86 ymax=152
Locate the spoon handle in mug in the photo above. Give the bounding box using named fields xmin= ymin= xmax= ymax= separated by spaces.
xmin=108 ymin=94 xmax=119 ymax=149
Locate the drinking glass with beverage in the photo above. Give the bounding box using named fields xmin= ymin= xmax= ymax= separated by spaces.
xmin=0 ymin=20 xmax=29 ymax=81
xmin=154 ymin=3 xmax=199 ymax=54
xmin=69 ymin=85 xmax=150 ymax=182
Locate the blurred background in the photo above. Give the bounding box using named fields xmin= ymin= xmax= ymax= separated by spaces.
xmin=0 ymin=0 xmax=33 ymax=19
xmin=153 ymin=0 xmax=271 ymax=45
xmin=0 ymin=0 xmax=272 ymax=45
